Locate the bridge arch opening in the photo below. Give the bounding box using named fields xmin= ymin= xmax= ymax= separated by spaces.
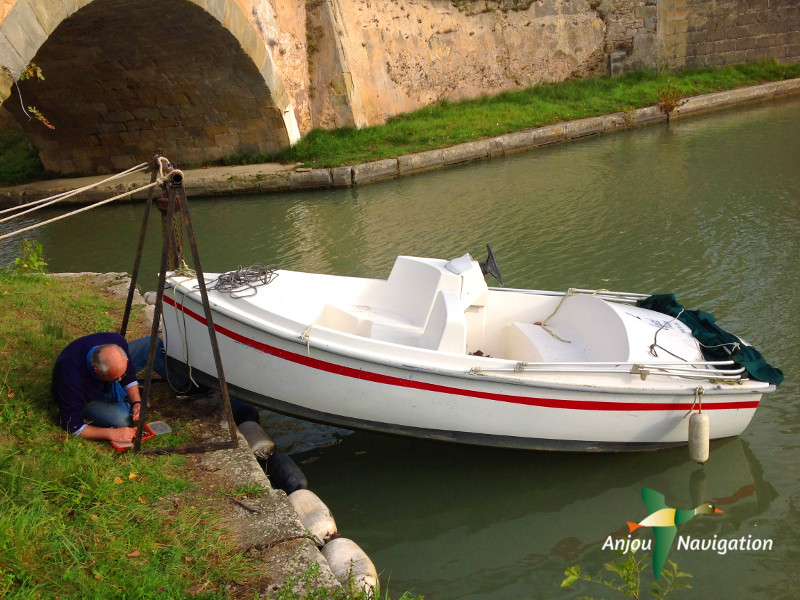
xmin=1 ymin=0 xmax=297 ymax=175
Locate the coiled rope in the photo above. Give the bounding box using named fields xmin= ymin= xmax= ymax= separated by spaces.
xmin=202 ymin=264 xmax=279 ymax=298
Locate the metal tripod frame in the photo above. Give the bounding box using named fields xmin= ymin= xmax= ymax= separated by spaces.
xmin=120 ymin=153 xmax=238 ymax=454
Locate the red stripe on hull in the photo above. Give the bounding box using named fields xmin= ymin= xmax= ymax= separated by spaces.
xmin=163 ymin=295 xmax=761 ymax=413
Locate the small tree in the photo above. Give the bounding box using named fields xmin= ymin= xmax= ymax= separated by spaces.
xmin=561 ymin=552 xmax=693 ymax=600
xmin=1 ymin=62 xmax=54 ymax=129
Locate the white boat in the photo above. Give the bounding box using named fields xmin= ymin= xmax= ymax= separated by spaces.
xmin=161 ymin=249 xmax=779 ymax=451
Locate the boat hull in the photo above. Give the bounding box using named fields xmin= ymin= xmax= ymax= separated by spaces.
xmin=162 ymin=290 xmax=764 ymax=451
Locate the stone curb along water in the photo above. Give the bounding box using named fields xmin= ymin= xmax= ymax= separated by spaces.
xmin=198 ymin=422 xmax=342 ymax=596
xmin=1 ymin=77 xmax=799 ymax=207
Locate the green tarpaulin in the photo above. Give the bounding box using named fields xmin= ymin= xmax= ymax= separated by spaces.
xmin=636 ymin=294 xmax=784 ymax=386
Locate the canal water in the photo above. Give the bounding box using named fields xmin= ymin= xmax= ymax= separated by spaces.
xmin=4 ymin=97 xmax=799 ymax=599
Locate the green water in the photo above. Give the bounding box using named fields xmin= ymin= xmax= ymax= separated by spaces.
xmin=4 ymin=98 xmax=799 ymax=599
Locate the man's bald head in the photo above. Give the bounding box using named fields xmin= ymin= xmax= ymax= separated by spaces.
xmin=91 ymin=344 xmax=128 ymax=381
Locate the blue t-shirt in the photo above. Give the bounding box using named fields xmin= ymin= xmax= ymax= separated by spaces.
xmin=51 ymin=332 xmax=138 ymax=434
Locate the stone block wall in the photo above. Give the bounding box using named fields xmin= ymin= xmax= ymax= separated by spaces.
xmin=2 ymin=0 xmax=800 ymax=176
xmin=597 ymin=0 xmax=658 ymax=73
xmin=1 ymin=0 xmax=293 ymax=175
xmin=660 ymin=0 xmax=800 ymax=69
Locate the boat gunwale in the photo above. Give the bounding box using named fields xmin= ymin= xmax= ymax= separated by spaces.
xmin=164 ymin=278 xmax=772 ymax=399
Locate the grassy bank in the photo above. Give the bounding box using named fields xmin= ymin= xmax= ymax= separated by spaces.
xmin=0 ymin=272 xmax=253 ymax=599
xmin=221 ymin=60 xmax=800 ymax=168
xmin=0 ymin=267 xmax=416 ymax=599
xmin=2 ymin=60 xmax=800 ymax=187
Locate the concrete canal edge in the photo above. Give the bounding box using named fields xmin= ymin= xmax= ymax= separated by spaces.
xmin=2 ymin=77 xmax=800 ymax=207
xmin=195 ymin=423 xmax=343 ymax=596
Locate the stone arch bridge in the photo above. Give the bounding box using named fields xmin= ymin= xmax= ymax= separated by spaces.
xmin=2 ymin=0 xmax=799 ymax=176
xmin=0 ymin=0 xmax=301 ymax=174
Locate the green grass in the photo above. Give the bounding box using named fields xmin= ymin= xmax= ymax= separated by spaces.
xmin=0 ymin=132 xmax=45 ymax=187
xmin=217 ymin=60 xmax=800 ymax=169
xmin=0 ymin=268 xmax=423 ymax=599
xmin=0 ymin=272 xmax=254 ymax=599
xmin=3 ymin=60 xmax=800 ymax=185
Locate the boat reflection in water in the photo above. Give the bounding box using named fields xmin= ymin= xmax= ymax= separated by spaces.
xmin=290 ymin=431 xmax=778 ymax=599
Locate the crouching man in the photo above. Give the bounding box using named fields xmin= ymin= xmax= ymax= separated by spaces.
xmin=52 ymin=332 xmax=144 ymax=443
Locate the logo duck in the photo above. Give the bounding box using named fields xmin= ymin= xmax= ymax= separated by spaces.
xmin=627 ymin=487 xmax=723 ymax=578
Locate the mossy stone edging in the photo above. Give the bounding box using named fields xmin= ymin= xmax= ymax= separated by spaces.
xmin=342 ymin=77 xmax=800 ymax=186
xmin=1 ymin=77 xmax=799 ymax=207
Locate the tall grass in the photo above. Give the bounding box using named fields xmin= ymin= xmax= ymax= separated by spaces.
xmin=0 ymin=272 xmax=253 ymax=599
xmin=221 ymin=60 xmax=800 ymax=168
xmin=0 ymin=271 xmax=422 ymax=599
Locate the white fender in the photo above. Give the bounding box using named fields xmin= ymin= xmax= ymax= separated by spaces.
xmin=288 ymin=489 xmax=338 ymax=546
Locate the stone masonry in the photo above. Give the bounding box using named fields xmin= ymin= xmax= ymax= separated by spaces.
xmin=1 ymin=0 xmax=292 ymax=174
xmin=1 ymin=0 xmax=799 ymax=176
xmin=659 ymin=0 xmax=800 ymax=69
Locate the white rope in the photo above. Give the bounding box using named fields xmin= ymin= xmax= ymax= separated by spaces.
xmin=0 ymin=180 xmax=160 ymax=242
xmin=300 ymin=324 xmax=314 ymax=357
xmin=0 ymin=162 xmax=149 ymax=221
xmin=683 ymin=386 xmax=705 ymax=418
xmin=533 ymin=288 xmax=579 ymax=343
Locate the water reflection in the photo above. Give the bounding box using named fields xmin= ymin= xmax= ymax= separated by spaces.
xmin=291 ymin=427 xmax=777 ymax=600
xmin=2 ymin=96 xmax=799 ymax=600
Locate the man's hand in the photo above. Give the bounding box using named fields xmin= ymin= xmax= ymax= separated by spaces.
xmin=127 ymin=386 xmax=142 ymax=422
xmin=107 ymin=426 xmax=138 ymax=444
xmin=79 ymin=425 xmax=138 ymax=442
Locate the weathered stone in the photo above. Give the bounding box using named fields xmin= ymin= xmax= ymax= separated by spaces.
xmin=602 ymin=112 xmax=630 ymax=131
xmin=289 ymin=168 xmax=332 ymax=189
xmin=500 ymin=123 xmax=567 ymax=154
xmin=255 ymin=538 xmax=340 ymax=597
xmin=189 ymin=424 xmax=339 ymax=594
xmin=331 ymin=166 xmax=352 ymax=187
xmin=221 ymin=489 xmax=307 ymax=550
xmin=398 ymin=149 xmax=444 ymax=175
xmin=1 ymin=1 xmax=47 ymax=63
xmin=352 ymin=159 xmax=398 ymax=184
xmin=671 ymin=84 xmax=764 ymax=118
xmin=28 ymin=0 xmax=67 ymax=35
xmin=565 ymin=116 xmax=606 ymax=140
xmin=441 ymin=140 xmax=491 ymax=166
xmin=2 ymin=0 xmax=799 ymax=177
xmin=633 ymin=106 xmax=667 ymax=125
xmin=771 ymin=78 xmax=800 ymax=97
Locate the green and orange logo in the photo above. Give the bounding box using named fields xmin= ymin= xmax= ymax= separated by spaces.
xmin=625 ymin=487 xmax=723 ymax=578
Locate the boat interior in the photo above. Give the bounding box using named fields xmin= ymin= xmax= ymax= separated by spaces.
xmin=301 ymin=255 xmax=669 ymax=363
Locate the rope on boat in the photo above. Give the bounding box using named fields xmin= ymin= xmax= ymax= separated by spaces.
xmin=532 ymin=288 xmax=578 ymax=343
xmin=684 ymin=386 xmax=705 ymax=418
xmin=161 ymin=282 xmax=202 ymax=395
xmin=300 ymin=324 xmax=314 ymax=357
xmin=201 ymin=264 xmax=279 ymax=298
xmin=649 ymin=308 xmax=687 ymax=359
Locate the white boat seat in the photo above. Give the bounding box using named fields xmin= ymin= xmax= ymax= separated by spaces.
xmin=418 ymin=290 xmax=466 ymax=353
xmin=317 ymin=291 xmax=467 ymax=353
xmin=313 ymin=256 xmax=481 ymax=353
xmin=503 ymin=295 xmax=630 ymax=362
xmin=504 ymin=322 xmax=576 ymax=362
